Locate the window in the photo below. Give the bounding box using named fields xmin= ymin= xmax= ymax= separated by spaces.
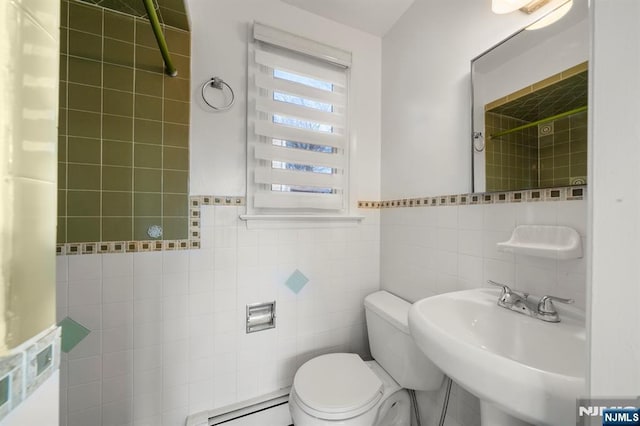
xmin=247 ymin=23 xmax=351 ymax=214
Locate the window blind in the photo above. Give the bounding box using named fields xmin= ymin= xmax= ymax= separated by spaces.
xmin=247 ymin=24 xmax=350 ymax=212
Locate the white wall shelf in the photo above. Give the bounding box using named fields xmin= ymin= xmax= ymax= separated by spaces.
xmin=497 ymin=225 xmax=583 ymax=259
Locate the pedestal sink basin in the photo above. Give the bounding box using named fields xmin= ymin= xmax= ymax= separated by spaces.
xmin=408 ymin=288 xmax=586 ymax=426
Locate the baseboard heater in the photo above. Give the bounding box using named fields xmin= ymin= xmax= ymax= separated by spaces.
xmin=185 ymin=387 xmax=292 ymax=426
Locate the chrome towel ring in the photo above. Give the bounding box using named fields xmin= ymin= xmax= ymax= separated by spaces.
xmin=201 ymin=77 xmax=235 ymax=111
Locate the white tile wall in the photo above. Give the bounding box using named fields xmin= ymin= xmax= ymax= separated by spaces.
xmin=381 ymin=200 xmax=587 ymax=426
xmin=58 ymin=206 xmax=380 ymax=426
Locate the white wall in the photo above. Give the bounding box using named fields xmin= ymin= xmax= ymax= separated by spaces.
xmin=588 ymin=0 xmax=640 ymax=395
xmin=57 ymin=206 xmax=379 ymax=426
xmin=59 ymin=2 xmax=383 ymax=424
xmin=381 ymin=0 xmax=577 ymax=198
xmin=188 ymin=0 xmax=382 ymax=203
xmin=380 ymin=1 xmax=590 ymax=424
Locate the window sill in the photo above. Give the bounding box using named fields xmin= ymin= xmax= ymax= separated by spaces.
xmin=239 ymin=214 xmax=365 ymax=229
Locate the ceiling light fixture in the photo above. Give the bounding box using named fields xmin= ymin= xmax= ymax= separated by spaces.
xmin=492 ymin=0 xmax=573 ymax=30
xmin=525 ymin=0 xmax=573 ymax=30
xmin=491 ymin=0 xmax=531 ymax=14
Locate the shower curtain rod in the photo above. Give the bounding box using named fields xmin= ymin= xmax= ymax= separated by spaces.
xmin=142 ymin=0 xmax=178 ymax=77
xmin=490 ymin=106 xmax=587 ymax=140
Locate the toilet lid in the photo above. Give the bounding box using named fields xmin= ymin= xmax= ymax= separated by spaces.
xmin=293 ymin=353 xmax=383 ymax=419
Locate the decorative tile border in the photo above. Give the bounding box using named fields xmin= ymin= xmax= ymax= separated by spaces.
xmin=357 ymin=185 xmax=586 ymax=209
xmin=0 ymin=327 xmax=61 ymax=422
xmin=56 ymin=195 xmax=245 ymax=255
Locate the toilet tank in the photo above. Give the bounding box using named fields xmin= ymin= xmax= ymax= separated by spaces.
xmin=364 ymin=291 xmax=443 ymax=391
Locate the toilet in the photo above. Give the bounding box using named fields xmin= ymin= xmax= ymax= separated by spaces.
xmin=289 ymin=291 xmax=444 ymax=425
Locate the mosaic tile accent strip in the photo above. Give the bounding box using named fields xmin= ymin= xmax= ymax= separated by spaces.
xmin=0 ymin=327 xmax=61 ymax=422
xmin=285 ymin=269 xmax=309 ymax=294
xmin=357 ymin=186 xmax=585 ymax=210
xmin=56 ymin=195 xmax=245 ymax=255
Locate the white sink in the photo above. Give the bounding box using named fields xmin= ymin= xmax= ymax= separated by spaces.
xmin=408 ymin=288 xmax=586 ymax=426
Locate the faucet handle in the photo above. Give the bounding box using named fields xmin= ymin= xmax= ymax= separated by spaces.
xmin=487 ymin=280 xmax=512 ymax=295
xmin=537 ymin=295 xmax=575 ymax=314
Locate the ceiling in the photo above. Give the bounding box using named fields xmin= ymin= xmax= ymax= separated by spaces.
xmin=78 ymin=0 xmax=189 ymax=30
xmin=280 ymin=0 xmax=416 ymax=36
xmin=489 ymin=70 xmax=588 ymax=122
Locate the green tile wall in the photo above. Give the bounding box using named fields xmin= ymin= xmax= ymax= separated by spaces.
xmin=58 ymin=0 xmax=190 ymax=244
xmin=485 ymin=110 xmax=588 ymax=192
xmin=485 ymin=113 xmax=538 ymax=192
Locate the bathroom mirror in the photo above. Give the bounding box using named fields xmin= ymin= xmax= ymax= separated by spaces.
xmin=471 ymin=0 xmax=589 ymax=193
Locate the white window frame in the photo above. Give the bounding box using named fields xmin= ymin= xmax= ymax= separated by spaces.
xmin=242 ymin=23 xmax=363 ymax=226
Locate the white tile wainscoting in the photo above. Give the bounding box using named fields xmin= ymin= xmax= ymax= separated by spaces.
xmin=381 ymin=199 xmax=587 ymax=426
xmin=56 ymin=206 xmax=380 ymax=426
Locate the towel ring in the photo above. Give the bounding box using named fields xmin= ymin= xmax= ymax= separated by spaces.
xmin=201 ymin=77 xmax=235 ymax=111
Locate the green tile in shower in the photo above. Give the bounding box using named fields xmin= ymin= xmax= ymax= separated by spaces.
xmin=67 ymin=191 xmax=100 ymax=216
xmin=134 ymin=119 xmax=163 ymax=144
xmin=67 ymin=217 xmax=100 ymax=243
xmin=554 ymin=130 xmax=570 ymax=143
xmin=134 ymin=144 xmax=162 ymax=168
xmin=134 ymin=217 xmax=163 ymax=240
xmin=102 ymin=140 xmax=133 ymax=167
xmin=104 ymin=11 xmax=134 ymax=42
xmin=103 ymin=38 xmax=135 ymax=68
xmin=68 ymin=137 xmax=101 ymax=165
xmin=57 ymin=190 xmax=66 ymax=216
xmin=68 ymin=164 xmax=101 ymax=190
xmin=103 ymin=63 xmax=133 ymax=92
xmin=164 ymin=100 xmax=190 ymax=124
xmin=60 ymin=28 xmax=68 ymax=54
xmin=159 ymin=8 xmax=189 ymax=33
xmin=570 ymin=139 xmax=587 ymax=153
xmin=134 ymin=95 xmax=163 ymax=121
xmin=135 ymin=70 xmax=163 ymax=97
xmin=57 ymin=217 xmax=66 ymax=244
xmin=103 ymin=89 xmax=133 ymax=117
xmin=573 ymin=151 xmax=587 ymax=164
xmin=68 ymin=57 xmax=102 ymax=87
xmin=135 ymin=20 xmax=157 ymax=48
xmin=163 ymin=170 xmax=188 ymax=193
xmin=102 ymin=166 xmax=132 ymax=191
xmin=102 ymin=114 xmax=133 ymax=141
xmin=59 ymin=81 xmax=67 ymax=108
xmin=555 ymin=116 xmax=570 ymax=132
xmin=102 ymin=192 xmax=132 ymax=217
xmin=68 ymin=83 xmax=102 ymax=113
xmin=163 ymin=147 xmax=188 ymax=171
xmin=165 ymin=28 xmax=190 ymax=56
xmin=164 ymin=76 xmax=190 ymax=102
xmin=554 ymin=142 xmax=570 ymax=156
xmin=162 ymin=217 xmax=188 ymax=240
xmin=68 ymin=110 xmax=101 ymax=138
xmin=134 ymin=168 xmax=162 ymax=192
xmin=68 ymin=30 xmax=102 ymax=60
xmin=571 ymin=163 xmax=587 ymax=176
xmin=102 ymin=217 xmax=133 ymax=241
xmin=163 ymin=123 xmax=189 ymax=148
xmin=134 ymin=193 xmax=161 ymax=217
xmin=69 ymin=1 xmax=103 ymax=35
xmin=571 ymin=126 xmax=587 ymax=141
xmin=135 ymin=45 xmax=163 ymax=73
xmin=58 ymin=163 xmax=67 ymax=190
xmin=60 ymin=0 xmax=68 ymax=27
xmin=163 ymin=194 xmax=188 ymax=217
xmin=171 ymin=54 xmax=190 ymax=79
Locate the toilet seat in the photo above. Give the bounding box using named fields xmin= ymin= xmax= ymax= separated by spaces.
xmin=293 ymin=353 xmax=383 ymax=421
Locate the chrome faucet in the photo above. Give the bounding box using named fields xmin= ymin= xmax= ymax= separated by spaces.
xmin=487 ymin=281 xmax=574 ymax=323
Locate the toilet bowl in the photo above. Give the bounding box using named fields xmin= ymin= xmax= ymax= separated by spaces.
xmin=289 ymin=291 xmax=444 ymax=426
